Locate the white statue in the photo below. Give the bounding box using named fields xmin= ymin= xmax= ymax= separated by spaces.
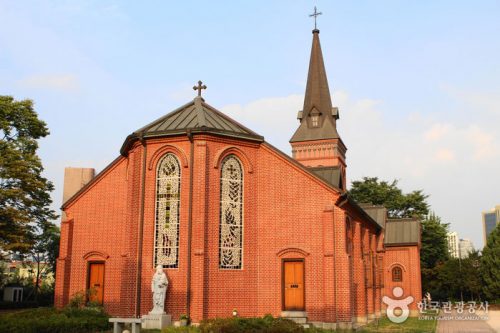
xmin=150 ymin=265 xmax=168 ymax=314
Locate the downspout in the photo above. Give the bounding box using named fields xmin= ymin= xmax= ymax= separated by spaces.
xmin=135 ymin=136 xmax=147 ymax=317
xmin=336 ymin=192 xmax=349 ymax=324
xmin=186 ymin=129 xmax=194 ymax=318
xmin=332 ymin=205 xmax=338 ymax=324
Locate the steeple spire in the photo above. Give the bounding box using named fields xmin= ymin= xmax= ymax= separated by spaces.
xmin=290 ymin=18 xmax=347 ymax=189
xmin=302 ymin=29 xmax=333 ymax=127
xmin=290 ymin=28 xmax=339 ymax=143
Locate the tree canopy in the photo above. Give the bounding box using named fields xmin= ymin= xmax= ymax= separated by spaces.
xmin=0 ymin=95 xmax=57 ymax=253
xmin=420 ymin=213 xmax=449 ymax=269
xmin=349 ymin=177 xmax=429 ymax=219
xmin=481 ymin=224 xmax=500 ymax=300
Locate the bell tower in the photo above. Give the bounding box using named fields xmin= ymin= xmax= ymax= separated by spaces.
xmin=290 ymin=26 xmax=347 ymax=189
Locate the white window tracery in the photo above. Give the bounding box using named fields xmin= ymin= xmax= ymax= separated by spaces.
xmin=154 ymin=153 xmax=181 ymax=268
xmin=219 ymin=155 xmax=243 ymax=269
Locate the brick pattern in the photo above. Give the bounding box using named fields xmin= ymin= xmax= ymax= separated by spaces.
xmin=383 ymin=246 xmax=422 ymax=311
xmin=54 ymin=134 xmax=420 ymax=326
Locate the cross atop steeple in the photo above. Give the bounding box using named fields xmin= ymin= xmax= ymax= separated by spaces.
xmin=193 ymin=80 xmax=207 ymax=97
xmin=309 ymin=6 xmax=322 ymax=31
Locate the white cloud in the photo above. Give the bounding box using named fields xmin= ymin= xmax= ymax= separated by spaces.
xmin=434 ymin=148 xmax=455 ymax=162
xmin=424 ymin=123 xmax=452 ymax=142
xmin=18 ymin=74 xmax=80 ymax=92
xmin=466 ymin=125 xmax=497 ymax=161
xmin=221 ymin=94 xmax=304 ymax=151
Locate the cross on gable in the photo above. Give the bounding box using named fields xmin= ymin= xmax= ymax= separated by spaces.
xmin=309 ymin=6 xmax=322 ymax=30
xmin=193 ymin=80 xmax=207 ymax=97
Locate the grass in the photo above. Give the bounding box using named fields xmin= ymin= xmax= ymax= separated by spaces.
xmin=141 ymin=315 xmax=437 ymax=333
xmin=0 ymin=306 xmax=111 ymax=333
xmin=357 ymin=315 xmax=437 ymax=333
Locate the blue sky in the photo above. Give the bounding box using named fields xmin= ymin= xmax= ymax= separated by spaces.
xmin=1 ymin=1 xmax=499 ymax=248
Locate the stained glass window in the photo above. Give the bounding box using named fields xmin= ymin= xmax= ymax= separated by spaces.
xmin=219 ymin=155 xmax=243 ymax=269
xmin=154 ymin=154 xmax=181 ymax=268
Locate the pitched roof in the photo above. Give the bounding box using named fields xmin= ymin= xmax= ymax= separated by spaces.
xmin=360 ymin=204 xmax=387 ymax=229
xmin=120 ymin=96 xmax=263 ymax=155
xmin=309 ymin=166 xmax=343 ymax=190
xmin=290 ymin=29 xmax=340 ymax=143
xmin=384 ymin=218 xmax=421 ymax=246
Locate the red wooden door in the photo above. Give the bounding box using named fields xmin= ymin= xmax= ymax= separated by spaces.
xmin=88 ymin=263 xmax=104 ymax=304
xmin=283 ymin=261 xmax=305 ymax=310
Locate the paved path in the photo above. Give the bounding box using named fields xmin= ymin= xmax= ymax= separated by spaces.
xmin=437 ymin=310 xmax=496 ymax=333
xmin=485 ymin=310 xmax=500 ymax=332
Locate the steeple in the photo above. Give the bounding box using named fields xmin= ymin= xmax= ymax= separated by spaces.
xmin=290 ymin=29 xmax=339 ymax=143
xmin=290 ymin=20 xmax=347 ymax=189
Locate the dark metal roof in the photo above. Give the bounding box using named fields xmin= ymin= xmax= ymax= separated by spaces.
xmin=384 ymin=218 xmax=421 ymax=246
xmin=120 ymin=96 xmax=263 ymax=155
xmin=309 ymin=166 xmax=342 ymax=190
xmin=337 ymin=193 xmax=383 ymax=232
xmin=360 ymin=204 xmax=387 ymax=229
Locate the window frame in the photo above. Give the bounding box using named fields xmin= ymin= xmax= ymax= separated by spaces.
xmin=154 ymin=153 xmax=181 ymax=268
xmin=219 ymin=154 xmax=244 ymax=270
xmin=392 ymin=266 xmax=403 ymax=282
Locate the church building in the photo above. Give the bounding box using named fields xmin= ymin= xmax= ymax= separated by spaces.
xmin=55 ymin=27 xmax=422 ymax=329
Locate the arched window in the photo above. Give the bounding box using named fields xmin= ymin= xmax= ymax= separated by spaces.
xmin=392 ymin=266 xmax=403 ymax=282
xmin=345 ymin=217 xmax=353 ymax=255
xmin=154 ymin=154 xmax=181 ymax=268
xmin=219 ymin=155 xmax=243 ymax=269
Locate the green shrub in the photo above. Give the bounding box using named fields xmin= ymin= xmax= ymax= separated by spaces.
xmin=162 ymin=326 xmax=200 ymax=333
xmin=0 ymin=307 xmax=111 ymax=333
xmin=68 ymin=290 xmax=87 ymax=309
xmin=199 ymin=316 xmax=304 ymax=333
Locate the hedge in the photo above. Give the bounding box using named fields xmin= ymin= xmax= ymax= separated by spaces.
xmin=0 ymin=307 xmax=111 ymax=333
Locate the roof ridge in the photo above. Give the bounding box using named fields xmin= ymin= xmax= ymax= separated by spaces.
xmin=134 ymin=99 xmax=195 ymax=134
xmin=201 ymin=100 xmax=262 ymax=137
xmin=120 ymin=97 xmax=264 ymax=156
xmin=194 ymin=96 xmax=207 ymax=127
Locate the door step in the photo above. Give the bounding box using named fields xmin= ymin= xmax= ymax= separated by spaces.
xmin=280 ymin=311 xmax=308 ymax=327
xmin=281 ymin=311 xmax=307 ymax=318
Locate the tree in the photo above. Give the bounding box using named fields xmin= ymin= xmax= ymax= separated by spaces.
xmin=0 ymin=96 xmax=57 ymax=254
xmin=461 ymin=250 xmax=483 ymax=301
xmin=420 ymin=213 xmax=449 ymax=269
xmin=349 ymin=177 xmax=454 ymax=300
xmin=481 ymin=224 xmax=500 ymax=301
xmin=349 ymin=177 xmax=429 ymax=218
xmin=25 ymin=224 xmax=60 ymax=302
xmin=419 ymin=213 xmax=450 ymax=300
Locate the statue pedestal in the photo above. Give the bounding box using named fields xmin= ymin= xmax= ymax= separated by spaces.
xmin=141 ymin=313 xmax=171 ymax=329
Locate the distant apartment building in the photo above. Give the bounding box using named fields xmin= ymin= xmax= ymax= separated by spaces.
xmin=447 ymin=231 xmax=459 ymax=258
xmin=483 ymin=205 xmax=500 ymax=245
xmin=447 ymin=232 xmax=475 ymax=259
xmin=458 ymin=239 xmax=475 ymax=258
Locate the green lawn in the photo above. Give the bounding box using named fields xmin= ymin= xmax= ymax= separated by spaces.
xmin=140 ymin=315 xmax=437 ymax=333
xmin=357 ymin=316 xmax=437 ymax=333
xmin=0 ymin=309 xmax=436 ymax=333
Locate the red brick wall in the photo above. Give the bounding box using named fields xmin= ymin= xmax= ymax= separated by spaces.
xmin=54 ymin=133 xmax=421 ymax=325
xmin=55 ymin=155 xmax=132 ymax=316
xmin=383 ymin=246 xmax=422 ymax=311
